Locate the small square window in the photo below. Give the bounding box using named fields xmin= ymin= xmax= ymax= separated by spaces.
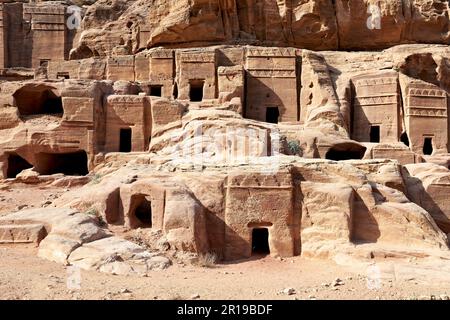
xmin=150 ymin=85 xmax=163 ymax=97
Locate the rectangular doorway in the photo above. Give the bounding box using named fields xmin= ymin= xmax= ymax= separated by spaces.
xmin=370 ymin=125 xmax=380 ymax=143
xmin=189 ymin=80 xmax=204 ymax=102
xmin=423 ymin=137 xmax=433 ymax=155
xmin=120 ymin=128 xmax=132 ymax=153
xmin=266 ymin=107 xmax=279 ymax=124
xmin=252 ymin=228 xmax=270 ymax=255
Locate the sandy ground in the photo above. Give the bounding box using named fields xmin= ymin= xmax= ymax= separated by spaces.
xmin=0 ymin=181 xmax=73 ymax=215
xmin=0 ymin=244 xmax=449 ymax=300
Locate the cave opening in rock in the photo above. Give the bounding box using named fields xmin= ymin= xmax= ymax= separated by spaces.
xmin=119 ymin=128 xmax=132 ymax=153
xmin=325 ymin=143 xmax=366 ymax=161
xmin=401 ymin=132 xmax=410 ymax=147
xmin=423 ymin=137 xmax=434 ymax=155
xmin=13 ymin=85 xmax=63 ymax=116
xmin=252 ymin=228 xmax=270 ymax=255
xmin=71 ymin=43 xmax=94 ymax=60
xmin=7 ymin=153 xmax=33 ymax=178
xmin=130 ymin=195 xmax=152 ymax=229
xmin=326 ymin=149 xmax=364 ymax=161
xmin=150 ymin=85 xmax=163 ymax=97
xmin=189 ymin=80 xmax=204 ymax=102
xmin=400 ymin=53 xmax=439 ymax=85
xmin=370 ymin=125 xmax=380 ymax=143
xmin=266 ymin=106 xmax=280 ymax=124
xmin=34 ymin=151 xmax=88 ymax=176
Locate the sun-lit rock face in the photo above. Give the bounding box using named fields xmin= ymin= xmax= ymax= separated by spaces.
xmin=66 ymin=0 xmax=450 ymax=58
xmin=0 ymin=0 xmax=449 ymax=275
xmin=1 ymin=0 xmax=448 ymax=65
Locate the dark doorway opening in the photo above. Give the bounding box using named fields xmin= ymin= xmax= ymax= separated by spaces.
xmin=266 ymin=107 xmax=280 ymax=124
xmin=325 ymin=144 xmax=366 ymax=161
xmin=34 ymin=151 xmax=88 ymax=176
xmin=119 ymin=128 xmax=132 ymax=153
xmin=7 ymin=154 xmax=33 ymax=178
xmin=41 ymin=91 xmax=63 ymax=114
xmin=423 ymin=137 xmax=433 ymax=155
xmin=173 ymin=82 xmax=179 ymax=99
xmin=401 ymin=132 xmax=410 ymax=147
xmin=150 ymin=85 xmax=163 ymax=97
xmin=370 ymin=126 xmax=380 ymax=143
xmin=130 ymin=195 xmax=152 ymax=229
xmin=189 ymin=80 xmax=204 ymax=102
xmin=252 ymin=228 xmax=270 ymax=255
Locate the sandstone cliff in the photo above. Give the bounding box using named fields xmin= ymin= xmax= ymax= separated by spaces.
xmin=70 ymin=0 xmax=450 ymax=59
xmin=1 ymin=0 xmax=450 ymax=280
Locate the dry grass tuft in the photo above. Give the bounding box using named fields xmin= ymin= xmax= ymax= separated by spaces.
xmin=196 ymin=252 xmax=218 ymax=268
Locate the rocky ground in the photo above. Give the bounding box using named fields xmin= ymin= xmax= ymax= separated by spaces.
xmin=1 ymin=173 xmax=450 ymax=301
xmin=0 ymin=180 xmax=83 ymax=216
xmin=0 ymin=244 xmax=449 ymax=300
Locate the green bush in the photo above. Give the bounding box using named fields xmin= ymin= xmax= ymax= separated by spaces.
xmin=287 ymin=140 xmax=301 ymax=155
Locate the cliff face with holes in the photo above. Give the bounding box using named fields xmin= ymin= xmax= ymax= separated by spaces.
xmin=0 ymin=0 xmax=450 ymax=276
xmin=69 ymin=0 xmax=450 ymax=59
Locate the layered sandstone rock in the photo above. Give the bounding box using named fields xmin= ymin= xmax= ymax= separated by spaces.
xmin=1 ymin=43 xmax=450 ymax=269
xmin=404 ymin=163 xmax=450 ymax=234
xmin=1 ymin=1 xmax=449 ymax=66
xmin=0 ymin=208 xmax=171 ymax=275
xmin=0 ymin=0 xmax=450 ymax=275
xmin=67 ymin=0 xmax=450 ymax=59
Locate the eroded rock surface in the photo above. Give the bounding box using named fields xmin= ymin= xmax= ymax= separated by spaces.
xmin=0 ymin=208 xmax=171 ymax=275
xmin=70 ymin=0 xmax=450 ymax=57
xmin=0 ymin=0 xmax=449 ymax=278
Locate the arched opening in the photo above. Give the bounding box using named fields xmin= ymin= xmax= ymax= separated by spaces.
xmin=325 ymin=143 xmax=367 ymax=161
xmin=266 ymin=106 xmax=280 ymax=124
xmin=401 ymin=132 xmax=410 ymax=147
xmin=70 ymin=43 xmax=94 ymax=60
xmin=400 ymin=53 xmax=439 ymax=86
xmin=13 ymin=85 xmax=63 ymax=117
xmin=423 ymin=137 xmax=433 ymax=155
xmin=34 ymin=151 xmax=89 ymax=176
xmin=252 ymin=228 xmax=270 ymax=256
xmin=119 ymin=128 xmax=132 ymax=152
xmin=129 ymin=195 xmax=152 ymax=229
xmin=7 ymin=154 xmax=33 ymax=178
xmin=189 ymin=80 xmax=204 ymax=102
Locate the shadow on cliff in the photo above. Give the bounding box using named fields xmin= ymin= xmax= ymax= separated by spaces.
xmin=244 ymin=74 xmax=292 ymax=122
xmin=350 ymin=191 xmax=381 ymax=244
xmin=402 ymin=170 xmax=450 ymax=235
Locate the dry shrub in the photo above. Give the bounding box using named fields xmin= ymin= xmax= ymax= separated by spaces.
xmin=196 ymin=252 xmax=218 ymax=268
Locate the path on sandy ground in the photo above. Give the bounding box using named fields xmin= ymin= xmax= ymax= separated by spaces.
xmin=0 ymin=245 xmax=449 ymax=300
